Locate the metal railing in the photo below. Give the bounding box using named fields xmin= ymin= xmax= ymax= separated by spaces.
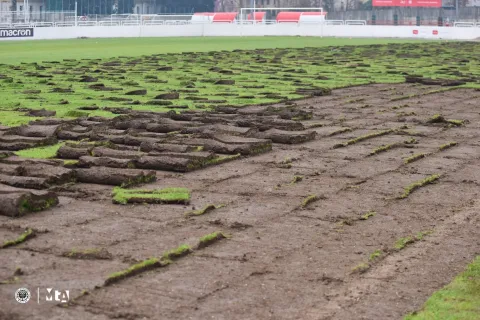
xmin=345 ymin=20 xmax=367 ymax=26
xmin=0 ymin=14 xmax=477 ymax=29
xmin=0 ymin=11 xmax=76 ymax=24
xmin=453 ymin=22 xmax=476 ymax=27
xmin=325 ymin=20 xmax=344 ymax=25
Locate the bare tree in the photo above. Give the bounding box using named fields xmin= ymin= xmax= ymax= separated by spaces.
xmin=215 ymin=0 xmax=243 ymax=11
xmin=322 ymin=0 xmax=336 ymax=12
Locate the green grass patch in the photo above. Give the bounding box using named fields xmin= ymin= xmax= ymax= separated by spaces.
xmin=0 ymin=111 xmax=40 ymax=127
xmin=15 ymin=143 xmax=64 ymax=159
xmin=328 ymin=127 xmax=352 ymax=137
xmin=395 ymin=231 xmax=431 ymax=250
xmin=360 ymin=211 xmax=376 ymax=220
xmin=405 ymin=256 xmax=480 ymax=320
xmin=369 ymin=249 xmax=384 ymax=261
xmin=439 ymin=142 xmax=458 ymax=151
xmin=404 ymin=153 xmax=428 ymax=164
xmin=370 ymin=143 xmax=399 ymax=156
xmin=162 ymin=244 xmax=192 ymax=261
xmin=64 ymin=110 xmax=89 ymax=118
xmin=290 ymin=175 xmax=304 ymax=184
xmin=334 ymin=129 xmax=393 ymax=149
xmin=0 ymin=40 xmax=477 ymax=127
xmin=301 ymin=194 xmax=319 ymax=208
xmin=185 ymin=204 xmax=225 ymax=217
xmin=0 ymin=37 xmax=421 ymax=64
xmin=394 ymin=236 xmax=416 ymax=250
xmin=105 ymin=257 xmax=162 ymax=286
xmin=398 ymin=174 xmax=441 ymax=199
xmin=63 ymin=159 xmax=79 ymax=166
xmin=112 ymin=187 xmax=190 ymax=205
xmin=428 ymin=114 xmax=465 ymax=126
xmin=1 ymin=229 xmax=35 ymax=249
xmin=352 ymin=262 xmax=370 ymax=274
xmin=197 ymin=231 xmax=227 ymax=249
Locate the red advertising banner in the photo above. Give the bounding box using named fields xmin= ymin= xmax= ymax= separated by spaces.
xmin=373 ymin=0 xmax=441 ymax=6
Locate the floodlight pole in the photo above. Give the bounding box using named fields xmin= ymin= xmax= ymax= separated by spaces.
xmin=455 ymin=0 xmax=459 ymax=19
xmin=253 ymin=0 xmax=256 ymax=25
xmin=75 ymin=1 xmax=78 ymax=26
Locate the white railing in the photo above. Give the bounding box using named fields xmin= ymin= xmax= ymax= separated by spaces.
xmin=98 ymin=21 xmax=120 ymax=26
xmin=454 ymin=22 xmax=475 ymax=27
xmin=1 ymin=17 xmax=479 ymax=29
xmin=12 ymin=23 xmax=31 ymax=28
xmin=55 ymin=22 xmax=74 ymax=27
xmin=143 ymin=20 xmax=165 ymax=26
xmin=34 ymin=22 xmax=54 ymax=27
xmin=78 ymin=21 xmax=97 ymax=26
xmin=164 ymin=20 xmax=189 ymax=25
xmin=122 ymin=21 xmax=140 ymax=26
xmin=345 ymin=20 xmax=367 ymax=26
xmin=325 ymin=20 xmax=345 ymax=25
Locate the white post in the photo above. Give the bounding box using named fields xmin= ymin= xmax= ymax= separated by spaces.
xmin=75 ymin=1 xmax=78 ymax=26
xmin=253 ymin=0 xmax=256 ymax=25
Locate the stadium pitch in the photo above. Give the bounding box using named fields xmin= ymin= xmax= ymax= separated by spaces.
xmin=0 ymin=37 xmax=478 ymax=320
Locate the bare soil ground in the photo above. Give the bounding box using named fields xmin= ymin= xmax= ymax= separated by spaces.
xmin=0 ymin=83 xmax=479 ymax=320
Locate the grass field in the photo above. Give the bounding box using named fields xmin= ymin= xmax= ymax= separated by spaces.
xmin=1 ymin=38 xmax=477 ymax=127
xmin=0 ymin=37 xmax=420 ymax=64
xmin=405 ymin=257 xmax=480 ymax=320
xmin=0 ymin=35 xmax=479 ymax=319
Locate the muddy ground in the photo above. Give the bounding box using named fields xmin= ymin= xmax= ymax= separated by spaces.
xmin=0 ymin=83 xmax=479 ymax=320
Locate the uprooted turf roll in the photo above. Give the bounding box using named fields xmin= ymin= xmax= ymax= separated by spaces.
xmin=77 ymin=156 xmax=136 ymax=169
xmin=56 ymin=145 xmax=92 ymax=159
xmin=0 ymin=191 xmax=59 ymax=217
xmin=0 ymin=174 xmax=50 ymax=189
xmin=90 ymin=147 xmax=145 ymax=159
xmin=255 ymin=129 xmax=317 ymax=144
xmin=18 ymin=163 xmax=76 ymax=185
xmin=74 ymin=167 xmax=156 ymax=187
xmin=135 ymin=156 xmax=196 ymax=172
xmin=139 ymin=142 xmax=196 ymax=153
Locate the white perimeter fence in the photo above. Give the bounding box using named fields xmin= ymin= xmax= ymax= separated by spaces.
xmin=1 ymin=12 xmax=480 ymax=28
xmin=0 ymin=23 xmax=479 ymax=41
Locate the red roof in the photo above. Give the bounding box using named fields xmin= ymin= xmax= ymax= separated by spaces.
xmin=213 ymin=12 xmax=237 ymax=22
xmin=276 ymin=11 xmax=326 ymax=23
xmin=301 ymin=12 xmax=327 ymax=16
xmin=247 ymin=12 xmax=266 ymax=21
xmin=276 ymin=12 xmax=302 ymax=23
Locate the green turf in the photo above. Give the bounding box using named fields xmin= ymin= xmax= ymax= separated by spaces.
xmin=0 ymin=37 xmax=420 ymax=64
xmin=112 ymin=187 xmax=191 ymax=205
xmin=0 ymin=40 xmax=477 ymax=127
xmin=14 ymin=143 xmax=64 ymax=159
xmin=1 ymin=229 xmax=35 ymax=248
xmin=405 ymin=256 xmax=480 ymax=320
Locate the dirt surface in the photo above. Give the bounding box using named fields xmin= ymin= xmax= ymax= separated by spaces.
xmin=0 ymin=83 xmax=479 ymax=320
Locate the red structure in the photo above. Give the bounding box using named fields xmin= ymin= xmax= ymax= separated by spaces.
xmin=247 ymin=12 xmax=266 ymax=22
xmin=212 ymin=12 xmax=238 ymax=23
xmin=276 ymin=12 xmax=326 ymax=23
